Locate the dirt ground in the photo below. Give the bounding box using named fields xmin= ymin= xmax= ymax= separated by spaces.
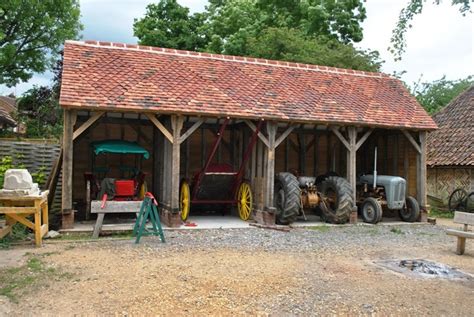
xmin=1 ymin=224 xmax=473 ymax=316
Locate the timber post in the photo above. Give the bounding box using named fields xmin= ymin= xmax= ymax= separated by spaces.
xmin=61 ymin=109 xmax=76 ymax=226
xmin=265 ymin=122 xmax=277 ymax=209
xmin=170 ymin=115 xmax=184 ymax=213
xmin=417 ymin=131 xmax=427 ymax=209
xmin=347 ymin=127 xmax=357 ymax=207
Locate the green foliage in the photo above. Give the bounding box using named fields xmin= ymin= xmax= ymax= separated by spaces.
xmin=133 ymin=0 xmax=208 ymax=51
xmin=411 ymin=75 xmax=473 ymax=114
xmin=16 ymin=85 xmax=63 ymax=138
xmin=246 ymin=27 xmax=382 ymax=72
xmin=134 ymin=0 xmax=382 ymax=72
xmin=0 ymin=156 xmax=14 ymax=186
xmin=390 ymin=0 xmax=471 ymax=60
xmin=0 ymin=0 xmax=82 ymax=86
xmin=0 ymin=223 xmax=29 ymax=249
xmin=30 ymin=166 xmax=47 ymax=186
xmin=390 ymin=227 xmax=404 ymax=235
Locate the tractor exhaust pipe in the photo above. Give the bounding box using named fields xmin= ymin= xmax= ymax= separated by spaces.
xmin=373 ymin=146 xmax=377 ymax=189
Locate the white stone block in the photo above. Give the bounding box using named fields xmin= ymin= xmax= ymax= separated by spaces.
xmin=3 ymin=169 xmax=34 ymax=190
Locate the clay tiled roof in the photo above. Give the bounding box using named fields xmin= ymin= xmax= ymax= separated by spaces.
xmin=60 ymin=40 xmax=436 ymax=130
xmin=0 ymin=96 xmax=16 ymax=126
xmin=427 ymin=86 xmax=474 ymax=167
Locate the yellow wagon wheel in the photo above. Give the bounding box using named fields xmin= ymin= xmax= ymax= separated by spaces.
xmin=237 ymin=182 xmax=253 ymax=220
xmin=180 ymin=181 xmax=191 ymax=221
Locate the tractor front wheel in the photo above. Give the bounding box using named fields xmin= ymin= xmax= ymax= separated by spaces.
xmin=237 ymin=182 xmax=253 ymax=220
xmin=180 ymin=181 xmax=191 ymax=222
xmin=399 ymin=196 xmax=420 ymax=222
xmin=318 ymin=176 xmax=353 ymax=224
xmin=361 ymin=197 xmax=382 ymax=224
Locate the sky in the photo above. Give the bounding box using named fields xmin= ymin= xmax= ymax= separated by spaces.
xmin=1 ymin=0 xmax=473 ymax=96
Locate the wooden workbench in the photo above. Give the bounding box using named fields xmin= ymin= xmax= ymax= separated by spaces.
xmin=0 ymin=191 xmax=49 ymax=247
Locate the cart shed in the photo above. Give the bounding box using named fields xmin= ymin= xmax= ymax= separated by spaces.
xmin=58 ymin=40 xmax=437 ymax=227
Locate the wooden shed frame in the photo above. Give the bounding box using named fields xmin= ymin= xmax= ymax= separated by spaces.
xmin=61 ymin=109 xmax=428 ymax=227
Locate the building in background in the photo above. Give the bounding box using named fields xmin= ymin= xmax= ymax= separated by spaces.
xmin=427 ymin=86 xmax=474 ymax=204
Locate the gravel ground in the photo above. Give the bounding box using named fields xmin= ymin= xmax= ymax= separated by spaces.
xmin=1 ymin=223 xmax=473 ymax=316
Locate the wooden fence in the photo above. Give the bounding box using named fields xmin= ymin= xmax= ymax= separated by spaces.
xmin=0 ymin=138 xmax=62 ymax=213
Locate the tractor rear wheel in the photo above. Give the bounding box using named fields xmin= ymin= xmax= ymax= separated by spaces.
xmin=399 ymin=196 xmax=420 ymax=222
xmin=361 ymin=197 xmax=382 ymax=224
xmin=237 ymin=181 xmax=253 ymax=220
xmin=274 ymin=172 xmax=301 ymax=225
xmin=319 ymin=176 xmax=353 ymax=224
xmin=180 ymin=181 xmax=191 ymax=222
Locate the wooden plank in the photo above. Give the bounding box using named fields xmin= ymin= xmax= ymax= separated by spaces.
xmin=6 ymin=213 xmax=35 ymax=230
xmin=330 ymin=126 xmax=350 ymax=150
xmin=0 ymin=225 xmax=11 ymax=239
xmin=73 ymin=111 xmax=104 ymax=140
xmin=0 ymin=207 xmax=37 ymax=214
xmin=244 ymin=120 xmax=269 ymax=148
xmin=129 ymin=124 xmax=152 ymax=146
xmin=393 ymin=133 xmax=399 ymax=175
xmin=298 ymin=133 xmax=306 ymax=175
xmin=179 ymin=118 xmax=204 ymax=144
xmin=92 ymin=213 xmax=105 ymax=239
xmin=146 ymin=113 xmax=173 ymax=143
xmin=453 ymin=212 xmax=474 ymax=225
xmin=402 ymin=130 xmax=421 ymax=154
xmin=446 ymin=229 xmax=474 ymax=239
xmin=91 ymin=201 xmax=143 ymax=213
xmin=62 ymin=109 xmax=75 ymax=213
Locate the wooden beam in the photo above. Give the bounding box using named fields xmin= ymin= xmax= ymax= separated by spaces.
xmin=179 ymin=118 xmax=204 ymax=144
xmin=417 ymin=131 xmax=427 ymax=208
xmin=62 ymin=109 xmax=74 ymax=214
xmin=170 ymin=116 xmax=184 ymax=213
xmin=330 ymin=126 xmax=350 ymax=150
xmin=346 ymin=127 xmax=357 ymax=207
xmin=265 ymin=122 xmax=277 ymax=209
xmin=244 ymin=120 xmax=270 ymax=148
xmin=355 ymin=128 xmax=374 ymax=150
xmin=73 ymin=111 xmax=104 ymax=140
xmin=402 ymin=130 xmax=421 ymax=154
xmin=146 ymin=113 xmax=173 ymax=143
xmin=275 ymin=125 xmax=295 ymax=148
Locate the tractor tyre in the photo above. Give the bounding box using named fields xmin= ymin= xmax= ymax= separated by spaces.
xmin=319 ymin=176 xmax=353 ymax=224
xmin=361 ymin=197 xmax=383 ymax=224
xmin=399 ymin=196 xmax=420 ymax=222
xmin=274 ymin=172 xmax=301 ymax=225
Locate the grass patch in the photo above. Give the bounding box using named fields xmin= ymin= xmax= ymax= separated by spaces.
xmin=390 ymin=227 xmax=404 ymax=235
xmin=57 ymin=231 xmax=134 ymax=241
xmin=308 ymin=225 xmax=331 ymax=233
xmin=429 ymin=208 xmax=454 ymax=219
xmin=364 ymin=227 xmax=380 ymax=235
xmin=0 ymin=255 xmax=73 ymax=303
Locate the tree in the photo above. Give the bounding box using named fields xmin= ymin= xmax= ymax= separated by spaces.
xmin=390 ymin=0 xmax=471 ymax=60
xmin=134 ymin=0 xmax=382 ymax=72
xmin=0 ymin=0 xmax=82 ymax=86
xmin=246 ymin=28 xmax=382 ymax=72
xmin=133 ymin=0 xmax=209 ymax=51
xmin=15 ymin=53 xmax=64 ymax=138
xmin=411 ymin=75 xmax=473 ymax=114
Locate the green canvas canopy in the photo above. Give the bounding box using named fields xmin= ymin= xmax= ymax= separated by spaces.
xmin=91 ymin=140 xmax=150 ymax=159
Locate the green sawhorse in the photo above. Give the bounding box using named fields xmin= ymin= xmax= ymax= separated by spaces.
xmin=133 ymin=193 xmax=165 ymax=243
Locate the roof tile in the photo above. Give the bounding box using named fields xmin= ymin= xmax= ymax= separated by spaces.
xmin=59 ymin=40 xmax=437 ymax=130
